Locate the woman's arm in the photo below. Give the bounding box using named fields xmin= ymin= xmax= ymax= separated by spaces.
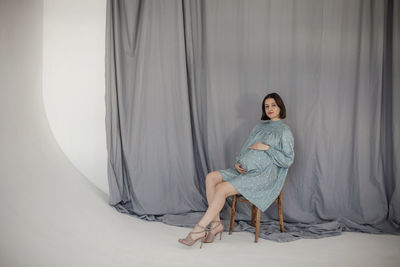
xmin=248 ymin=142 xmax=270 ymax=150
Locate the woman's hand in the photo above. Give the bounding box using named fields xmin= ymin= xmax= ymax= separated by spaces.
xmin=234 ymin=163 xmax=246 ymax=174
xmin=249 ymin=142 xmax=270 ymax=151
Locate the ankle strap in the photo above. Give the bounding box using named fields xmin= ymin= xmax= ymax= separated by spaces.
xmin=190 ymin=224 xmax=208 ymax=235
xmin=196 ymin=223 xmax=207 ymax=229
xmin=209 ymin=221 xmax=222 ymax=230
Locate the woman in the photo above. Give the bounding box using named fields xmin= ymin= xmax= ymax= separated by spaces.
xmin=178 ymin=92 xmax=295 ymax=248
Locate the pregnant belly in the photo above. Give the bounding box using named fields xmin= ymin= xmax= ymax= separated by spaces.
xmin=238 ymin=149 xmax=271 ymax=172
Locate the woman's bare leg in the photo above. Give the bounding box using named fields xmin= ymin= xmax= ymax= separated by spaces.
xmin=181 ymin=182 xmax=239 ymax=240
xmin=205 ymin=171 xmax=223 ymax=223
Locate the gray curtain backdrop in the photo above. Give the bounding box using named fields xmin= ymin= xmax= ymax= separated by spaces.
xmin=105 ymin=0 xmax=400 ymax=242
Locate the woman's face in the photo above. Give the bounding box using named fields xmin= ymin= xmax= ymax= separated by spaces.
xmin=264 ymin=98 xmax=281 ymax=120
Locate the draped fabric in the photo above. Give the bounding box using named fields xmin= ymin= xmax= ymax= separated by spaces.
xmin=105 ymin=0 xmax=400 ymax=242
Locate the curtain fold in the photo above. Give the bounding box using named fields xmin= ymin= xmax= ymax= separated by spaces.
xmin=106 ymin=0 xmax=207 ymax=215
xmin=386 ymin=0 xmax=400 ymax=229
xmin=105 ymin=0 xmax=400 ymax=241
xmin=182 ymin=0 xmax=210 ymax=198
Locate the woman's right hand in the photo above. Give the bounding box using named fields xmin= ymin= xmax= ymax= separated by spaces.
xmin=234 ymin=163 xmax=246 ymax=174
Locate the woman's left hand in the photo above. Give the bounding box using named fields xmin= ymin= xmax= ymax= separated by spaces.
xmin=249 ymin=142 xmax=270 ymax=151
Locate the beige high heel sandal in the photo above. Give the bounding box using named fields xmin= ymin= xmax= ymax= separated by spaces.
xmin=178 ymin=224 xmax=208 ymax=248
xmin=204 ymin=220 xmax=224 ymax=243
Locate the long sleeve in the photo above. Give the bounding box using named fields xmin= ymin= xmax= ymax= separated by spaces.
xmin=265 ymin=127 xmax=294 ymax=168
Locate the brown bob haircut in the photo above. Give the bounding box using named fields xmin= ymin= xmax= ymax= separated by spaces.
xmin=261 ymin=92 xmax=287 ymax=120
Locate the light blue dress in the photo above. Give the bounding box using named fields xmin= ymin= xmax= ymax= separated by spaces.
xmin=219 ymin=120 xmax=294 ymax=212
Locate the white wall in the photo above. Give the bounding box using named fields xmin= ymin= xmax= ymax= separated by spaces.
xmin=42 ymin=0 xmax=108 ymax=193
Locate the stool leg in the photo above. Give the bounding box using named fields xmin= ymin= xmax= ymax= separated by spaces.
xmin=251 ymin=205 xmax=256 ymax=227
xmin=278 ymin=194 xmax=284 ymax=232
xmin=255 ymin=208 xmax=261 ymax=243
xmin=229 ymin=194 xmax=237 ymax=235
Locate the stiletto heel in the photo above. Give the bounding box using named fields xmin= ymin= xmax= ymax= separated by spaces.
xmin=178 ymin=224 xmax=208 ymax=248
xmin=204 ymin=220 xmax=224 ymax=243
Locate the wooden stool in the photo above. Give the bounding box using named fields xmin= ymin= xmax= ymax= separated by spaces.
xmin=228 ymin=192 xmax=284 ymax=242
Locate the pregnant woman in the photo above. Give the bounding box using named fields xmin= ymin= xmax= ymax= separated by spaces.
xmin=178 ymin=92 xmax=295 ymax=248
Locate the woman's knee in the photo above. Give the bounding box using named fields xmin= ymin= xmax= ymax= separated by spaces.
xmin=206 ymin=171 xmax=222 ymax=186
xmin=215 ymin=182 xmax=238 ymax=197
